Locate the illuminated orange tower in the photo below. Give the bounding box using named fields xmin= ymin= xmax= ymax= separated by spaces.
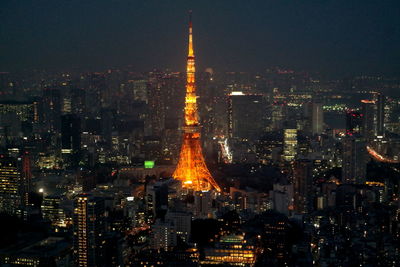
xmin=173 ymin=12 xmax=221 ymax=192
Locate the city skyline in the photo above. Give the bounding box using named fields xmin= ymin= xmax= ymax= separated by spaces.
xmin=1 ymin=2 xmax=400 ymax=266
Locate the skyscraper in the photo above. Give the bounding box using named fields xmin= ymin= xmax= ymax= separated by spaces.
xmin=228 ymin=92 xmax=265 ymax=141
xmin=293 ymin=159 xmax=313 ymax=213
xmin=361 ymin=100 xmax=375 ymax=140
xmin=0 ymin=156 xmax=22 ymax=215
xmin=21 ymin=152 xmax=31 ymax=207
xmin=61 ymin=114 xmax=81 ymax=153
xmin=41 ymin=88 xmax=61 ymax=132
xmin=376 ymin=93 xmax=385 ymax=136
xmin=342 ymin=136 xmax=367 ymax=184
xmin=310 ymin=102 xmax=324 ymax=135
xmin=73 ymin=194 xmax=105 ymax=267
xmin=283 ymin=129 xmax=297 ymax=161
xmin=173 ymin=12 xmax=220 ymax=192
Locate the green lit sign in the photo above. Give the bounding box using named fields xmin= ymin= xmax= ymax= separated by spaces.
xmin=144 ymin=161 xmax=155 ymax=169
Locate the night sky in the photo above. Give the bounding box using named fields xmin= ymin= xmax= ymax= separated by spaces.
xmin=1 ymin=0 xmax=399 ymax=76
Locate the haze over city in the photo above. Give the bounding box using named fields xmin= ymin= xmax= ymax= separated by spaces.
xmin=1 ymin=0 xmax=400 ymax=76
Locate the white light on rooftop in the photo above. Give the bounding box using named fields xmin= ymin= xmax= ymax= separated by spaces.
xmin=231 ymin=91 xmax=244 ymax=95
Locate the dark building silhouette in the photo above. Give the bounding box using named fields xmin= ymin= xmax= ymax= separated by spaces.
xmin=293 ymin=159 xmax=313 ymax=213
xmin=341 ymin=136 xmax=367 ymax=184
xmin=61 ymin=114 xmax=81 ymax=153
xmin=361 ymin=100 xmax=375 ymax=140
xmin=376 ymin=93 xmax=385 ymax=136
xmin=346 ymin=110 xmax=363 ymax=136
xmin=41 ymin=89 xmax=61 ymax=132
xmin=228 ymin=93 xmax=265 ymax=141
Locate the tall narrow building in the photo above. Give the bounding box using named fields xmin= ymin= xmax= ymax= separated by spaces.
xmin=311 ymin=102 xmax=324 ymax=135
xmin=173 ymin=12 xmax=221 ymax=192
xmin=0 ymin=157 xmax=22 ymax=215
xmin=283 ymin=129 xmax=297 ymax=161
xmin=376 ymin=93 xmax=385 ymax=136
xmin=342 ymin=136 xmax=367 ymax=184
xmin=73 ymin=194 xmax=105 ymax=267
xmin=293 ymin=159 xmax=313 ymax=213
xmin=361 ymin=100 xmax=375 ymax=140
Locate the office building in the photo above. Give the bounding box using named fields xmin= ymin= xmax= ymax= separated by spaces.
xmin=228 ymin=92 xmax=266 ymax=141
xmin=361 ymin=100 xmax=375 ymax=140
xmin=283 ymin=129 xmax=297 ymax=161
xmin=61 ymin=114 xmax=81 ymax=154
xmin=293 ymin=159 xmax=313 ymax=213
xmin=41 ymin=89 xmax=61 ymax=132
xmin=73 ymin=194 xmax=105 ymax=267
xmin=0 ymin=237 xmax=72 ymax=266
xmin=310 ymin=102 xmax=324 ymax=135
xmin=0 ymin=157 xmax=23 ymax=215
xmin=165 ymin=211 xmax=192 ymax=243
xmin=376 ymin=93 xmax=385 ymax=136
xmin=41 ymin=195 xmax=66 ymax=227
xmin=201 ymin=234 xmax=256 ymax=266
xmin=194 ymin=190 xmax=213 ymax=219
xmin=150 ymin=219 xmax=177 ymax=251
xmin=342 ymin=136 xmax=367 ymax=184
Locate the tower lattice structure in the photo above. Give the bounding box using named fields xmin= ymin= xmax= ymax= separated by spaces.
xmin=173 ymin=13 xmax=221 ymax=192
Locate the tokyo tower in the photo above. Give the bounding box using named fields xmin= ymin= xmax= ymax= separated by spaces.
xmin=173 ymin=12 xmax=221 ymax=192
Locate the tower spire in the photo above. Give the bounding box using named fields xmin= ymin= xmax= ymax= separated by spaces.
xmin=172 ymin=12 xmax=221 ymax=192
xmin=188 ymin=10 xmax=193 ymax=57
xmin=184 ymin=10 xmax=197 ymax=126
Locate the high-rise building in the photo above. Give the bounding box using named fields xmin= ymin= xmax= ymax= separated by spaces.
xmin=73 ymin=194 xmax=105 ymax=267
xmin=271 ymin=101 xmax=287 ymax=131
xmin=131 ymin=79 xmax=148 ymax=103
xmin=310 ymin=102 xmax=324 ymax=135
xmin=269 ymin=184 xmax=294 ymax=216
xmin=194 ymin=190 xmax=213 ymax=218
xmin=150 ymin=219 xmax=177 ymax=251
xmin=145 ymin=181 xmax=168 ymax=219
xmin=173 ymin=13 xmax=220 ymax=192
xmin=361 ymin=100 xmax=375 ymax=140
xmin=41 ymin=89 xmax=61 ymax=132
xmin=293 ymin=159 xmax=313 ymax=213
xmin=342 ymin=136 xmax=367 ymax=184
xmin=0 ymin=156 xmax=22 ymax=215
xmin=21 ymin=152 xmax=31 ymax=207
xmin=228 ymin=92 xmax=265 ymax=141
xmin=61 ymin=114 xmax=81 ymax=153
xmin=346 ymin=110 xmax=363 ymax=136
xmin=82 ymin=73 xmax=104 ymax=117
xmin=165 ymin=211 xmax=192 ymax=243
xmin=147 ymin=75 xmax=165 ymax=137
xmin=376 ymin=93 xmax=385 ymax=136
xmin=283 ymin=129 xmax=297 ymax=161
xmin=41 ymin=195 xmax=66 ymax=226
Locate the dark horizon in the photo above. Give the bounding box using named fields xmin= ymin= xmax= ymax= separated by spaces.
xmin=1 ymin=0 xmax=400 ymax=77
